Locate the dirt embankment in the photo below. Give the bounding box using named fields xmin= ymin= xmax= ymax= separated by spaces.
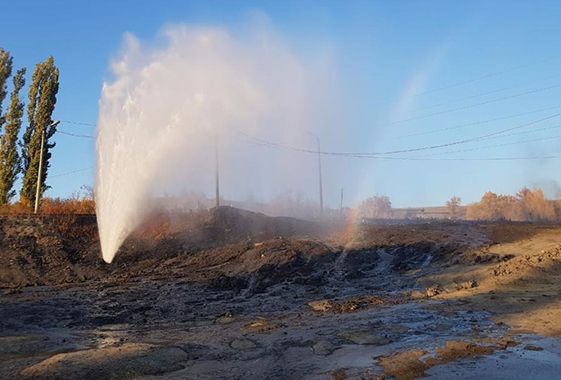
xmin=0 ymin=214 xmax=101 ymax=288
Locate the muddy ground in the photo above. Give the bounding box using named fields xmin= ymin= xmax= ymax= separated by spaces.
xmin=2 ymin=207 xmax=561 ymax=379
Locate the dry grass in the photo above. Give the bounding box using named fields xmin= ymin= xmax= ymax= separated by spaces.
xmin=41 ymin=197 xmax=95 ymax=214
xmin=0 ymin=198 xmax=95 ymax=215
xmin=0 ymin=186 xmax=96 ymax=215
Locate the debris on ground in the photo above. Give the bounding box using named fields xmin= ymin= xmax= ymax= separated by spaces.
xmin=308 ymin=295 xmax=406 ymax=313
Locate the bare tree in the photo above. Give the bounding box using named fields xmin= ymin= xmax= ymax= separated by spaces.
xmin=358 ymin=195 xmax=392 ymax=219
xmin=446 ymin=196 xmax=462 ymax=220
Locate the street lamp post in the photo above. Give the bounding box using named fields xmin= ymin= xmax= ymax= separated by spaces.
xmin=34 ymin=120 xmax=60 ymax=214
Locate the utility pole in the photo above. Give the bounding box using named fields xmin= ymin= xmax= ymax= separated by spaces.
xmin=215 ymin=138 xmax=220 ymax=208
xmin=340 ymin=188 xmax=344 ymax=219
xmin=307 ymin=132 xmax=324 ymax=217
xmin=34 ymin=120 xmax=59 ymax=214
xmin=317 ymin=137 xmax=323 ymax=216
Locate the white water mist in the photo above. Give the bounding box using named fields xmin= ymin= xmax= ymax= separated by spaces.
xmin=96 ymin=23 xmax=325 ymax=263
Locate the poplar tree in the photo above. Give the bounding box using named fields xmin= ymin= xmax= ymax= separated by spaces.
xmin=0 ymin=48 xmax=13 ymax=128
xmin=20 ymin=56 xmax=59 ymax=206
xmin=0 ymin=68 xmax=26 ymax=204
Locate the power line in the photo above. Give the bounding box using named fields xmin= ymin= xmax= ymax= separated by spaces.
xmin=369 ymin=112 xmax=561 ymax=155
xmin=60 ymin=120 xmax=97 ymax=127
xmin=42 ymin=129 xmax=561 ymax=183
xmin=58 ymin=130 xmax=95 ymax=139
xmin=393 ymin=105 xmax=561 ymax=139
xmin=234 ymin=131 xmax=561 ymax=161
xmin=411 ymin=57 xmax=557 ymax=97
xmin=410 ymin=74 xmax=561 ymax=113
xmin=413 ymin=84 xmax=520 ymax=112
xmin=474 ymin=124 xmax=561 ymax=142
xmin=378 ymin=155 xmax=561 ymax=162
xmin=389 ymin=83 xmax=561 ymax=125
xmin=414 ymin=135 xmax=561 ymax=158
xmin=236 ymin=112 xmax=561 ymax=157
xmin=56 ymin=110 xmax=561 ymax=164
xmin=50 ymin=167 xmax=94 ymax=179
xmin=245 ymin=132 xmax=561 ymax=161
xmin=241 ymin=138 xmax=561 ymax=161
xmin=446 ymin=112 xmax=561 ymax=145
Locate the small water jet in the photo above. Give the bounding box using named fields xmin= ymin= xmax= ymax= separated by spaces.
xmin=95 ymin=24 xmax=321 ymax=263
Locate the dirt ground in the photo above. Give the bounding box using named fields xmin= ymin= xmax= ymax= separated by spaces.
xmin=2 ymin=207 xmax=561 ymax=379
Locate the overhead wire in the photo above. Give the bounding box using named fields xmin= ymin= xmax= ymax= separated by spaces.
xmin=60 ymin=120 xmax=97 ymax=127
xmin=57 ymin=130 xmax=95 ymax=139
xmin=470 ymin=124 xmax=561 ymax=142
xmin=57 ymin=110 xmax=561 ymax=160
xmin=409 ymin=74 xmax=561 ymax=113
xmin=411 ymin=56 xmax=557 ymax=97
xmin=388 ymin=83 xmax=561 ymax=125
xmin=374 ymin=155 xmax=561 ymax=162
xmin=413 ymin=135 xmax=561 ymax=158
xmin=46 ymin=117 xmax=561 ymax=180
xmin=234 ymin=111 xmax=561 ymax=157
xmin=393 ymin=105 xmax=561 ymax=139
xmin=50 ymin=167 xmax=94 ymax=179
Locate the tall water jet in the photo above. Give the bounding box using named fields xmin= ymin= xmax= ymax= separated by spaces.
xmin=96 ymin=24 xmax=320 ymax=263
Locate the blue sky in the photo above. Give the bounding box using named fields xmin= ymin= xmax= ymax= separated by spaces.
xmin=1 ymin=0 xmax=561 ymax=207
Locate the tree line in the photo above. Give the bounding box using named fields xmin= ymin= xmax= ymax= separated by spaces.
xmin=0 ymin=48 xmax=59 ymax=209
xmin=466 ymin=187 xmax=560 ymax=222
xmin=357 ymin=188 xmax=561 ymax=222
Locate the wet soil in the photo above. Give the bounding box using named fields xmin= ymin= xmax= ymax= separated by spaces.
xmin=1 ymin=209 xmax=561 ymax=379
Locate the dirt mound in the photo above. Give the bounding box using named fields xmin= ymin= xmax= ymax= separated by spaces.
xmin=209 ymin=206 xmax=322 ymax=242
xmin=0 ymin=208 xmax=329 ymax=289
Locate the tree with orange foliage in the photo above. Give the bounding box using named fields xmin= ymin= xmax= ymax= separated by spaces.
xmin=466 ymin=187 xmax=560 ymax=221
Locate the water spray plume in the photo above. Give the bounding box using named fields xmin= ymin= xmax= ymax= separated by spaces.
xmin=96 ymin=24 xmax=318 ymax=263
